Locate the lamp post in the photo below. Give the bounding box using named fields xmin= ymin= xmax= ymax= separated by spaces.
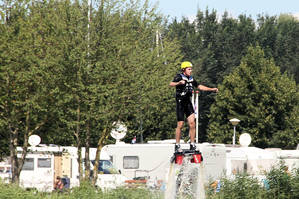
xmin=229 ymin=118 xmax=240 ymax=146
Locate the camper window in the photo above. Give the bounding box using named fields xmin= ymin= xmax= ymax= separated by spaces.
xmin=91 ymin=160 xmax=119 ymax=174
xmin=22 ymin=158 xmax=34 ymax=170
xmin=123 ymin=156 xmax=139 ymax=169
xmin=99 ymin=160 xmax=119 ymax=174
xmin=38 ymin=158 xmax=51 ymax=168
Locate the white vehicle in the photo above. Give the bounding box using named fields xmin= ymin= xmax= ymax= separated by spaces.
xmin=266 ymin=148 xmax=299 ymax=171
xmin=225 ymin=146 xmax=278 ymax=178
xmin=102 ymin=140 xmax=227 ymax=187
xmin=15 ymin=144 xmax=126 ymax=192
xmin=0 ymin=159 xmax=11 ymax=183
xmin=86 ymin=148 xmax=128 ymax=189
xmin=102 ymin=133 xmax=299 ymax=188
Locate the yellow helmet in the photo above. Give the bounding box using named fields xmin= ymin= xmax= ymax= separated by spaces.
xmin=181 ymin=61 xmax=193 ymax=69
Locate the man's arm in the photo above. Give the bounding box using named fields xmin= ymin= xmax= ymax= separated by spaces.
xmin=169 ymin=80 xmax=185 ymax=87
xmin=198 ymin=85 xmax=218 ymax=92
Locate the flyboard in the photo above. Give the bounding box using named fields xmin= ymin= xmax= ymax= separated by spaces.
xmin=165 ymin=149 xmax=205 ymax=199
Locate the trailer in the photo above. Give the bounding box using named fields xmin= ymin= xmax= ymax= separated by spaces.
xmin=0 ymin=159 xmax=11 ymax=183
xmin=103 ymin=137 xmax=299 ymax=188
xmin=102 ymin=140 xmax=227 ymax=188
xmin=225 ymin=146 xmax=278 ymax=179
xmin=14 ymin=145 xmax=127 ymax=192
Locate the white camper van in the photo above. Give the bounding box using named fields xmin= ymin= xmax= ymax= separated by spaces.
xmin=102 ymin=140 xmax=227 ymax=187
xmin=265 ymin=148 xmax=299 ymax=171
xmin=16 ymin=145 xmax=126 ymax=192
xmin=0 ymin=159 xmax=11 ymax=183
xmin=17 ymin=146 xmax=79 ymax=191
xmin=225 ymin=146 xmax=278 ymax=178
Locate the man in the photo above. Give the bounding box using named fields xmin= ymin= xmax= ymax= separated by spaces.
xmin=169 ymin=61 xmax=218 ymax=152
xmin=54 ymin=176 xmax=64 ymax=191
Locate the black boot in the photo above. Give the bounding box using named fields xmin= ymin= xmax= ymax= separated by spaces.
xmin=175 ymin=144 xmax=183 ymax=153
xmin=190 ymin=143 xmax=196 ymax=151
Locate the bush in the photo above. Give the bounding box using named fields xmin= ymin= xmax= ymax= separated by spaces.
xmin=207 ymin=174 xmax=266 ymax=199
xmin=266 ymin=163 xmax=299 ymax=199
xmin=207 ymin=162 xmax=299 ymax=199
xmin=0 ymin=183 xmax=40 ymax=199
xmin=58 ymin=181 xmax=101 ymax=199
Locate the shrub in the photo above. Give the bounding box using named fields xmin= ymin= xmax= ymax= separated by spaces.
xmin=266 ymin=163 xmax=299 ymax=199
xmin=0 ymin=183 xmax=40 ymax=199
xmin=209 ymin=174 xmax=266 ymax=199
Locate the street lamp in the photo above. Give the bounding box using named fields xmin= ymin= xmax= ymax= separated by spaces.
xmin=229 ymin=118 xmax=240 ymax=146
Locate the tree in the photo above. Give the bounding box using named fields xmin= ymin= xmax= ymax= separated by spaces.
xmin=66 ymin=0 xmax=182 ymax=184
xmin=0 ymin=0 xmax=63 ymax=183
xmin=274 ymin=14 xmax=299 ymax=83
xmin=208 ymin=46 xmax=298 ymax=149
xmin=256 ymin=14 xmax=299 ymax=84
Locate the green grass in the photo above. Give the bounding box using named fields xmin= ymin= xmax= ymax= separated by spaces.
xmin=1 ymin=164 xmax=299 ymax=199
xmin=0 ymin=181 xmax=162 ymax=199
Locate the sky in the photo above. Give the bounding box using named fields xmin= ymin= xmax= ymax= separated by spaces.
xmin=148 ymin=0 xmax=299 ymax=21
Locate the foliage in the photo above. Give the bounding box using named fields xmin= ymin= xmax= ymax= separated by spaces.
xmin=0 ymin=181 xmax=161 ymax=199
xmin=207 ymin=163 xmax=299 ymax=199
xmin=266 ymin=163 xmax=299 ymax=199
xmin=0 ymin=0 xmax=65 ymax=182
xmin=0 ymin=0 xmax=182 ymax=183
xmin=257 ymin=14 xmax=299 ymax=83
xmin=208 ymin=46 xmax=298 ymax=148
xmin=207 ymin=174 xmax=266 ymax=199
xmin=0 ymin=182 xmax=41 ymax=199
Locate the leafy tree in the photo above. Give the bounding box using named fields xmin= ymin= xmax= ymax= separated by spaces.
xmin=86 ymin=0 xmax=182 ymax=184
xmin=256 ymin=15 xmax=278 ymax=58
xmin=208 ymin=46 xmax=298 ymax=148
xmin=274 ymin=14 xmax=299 ymax=83
xmin=0 ymin=0 xmax=182 ymax=186
xmin=256 ymin=14 xmax=299 ymax=84
xmin=0 ymin=0 xmax=63 ymax=183
xmin=166 ymin=17 xmax=197 ymax=61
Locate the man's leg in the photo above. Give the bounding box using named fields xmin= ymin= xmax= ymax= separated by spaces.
xmin=187 ymin=113 xmax=196 ymax=143
xmin=176 ymin=121 xmax=184 ymax=143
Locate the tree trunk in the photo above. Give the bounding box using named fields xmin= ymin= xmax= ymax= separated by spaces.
xmin=92 ymin=127 xmax=109 ymax=186
xmin=84 ymin=118 xmax=91 ymax=180
xmin=75 ymin=102 xmax=83 ymax=183
xmin=9 ymin=125 xmax=19 ymax=184
xmin=9 ymin=111 xmax=46 ymax=185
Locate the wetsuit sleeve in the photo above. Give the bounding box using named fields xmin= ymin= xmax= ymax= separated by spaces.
xmin=173 ymin=74 xmax=182 ymax=82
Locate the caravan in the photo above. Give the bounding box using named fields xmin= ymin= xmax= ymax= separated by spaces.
xmin=102 ymin=133 xmax=299 ymax=188
xmin=14 ymin=145 xmax=127 ymax=191
xmin=102 ymin=140 xmax=227 ymax=187
xmin=17 ymin=146 xmax=79 ymax=191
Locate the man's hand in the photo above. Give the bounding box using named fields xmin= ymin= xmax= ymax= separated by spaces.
xmin=213 ymin=88 xmax=219 ymax=92
xmin=169 ymin=80 xmax=186 ymax=87
xmin=178 ymin=80 xmax=185 ymax=85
